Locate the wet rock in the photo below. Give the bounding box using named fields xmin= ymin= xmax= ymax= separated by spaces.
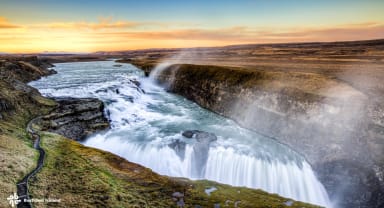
xmin=130 ymin=79 xmax=141 ymax=87
xmin=113 ymin=64 xmax=123 ymax=67
xmin=39 ymin=97 xmax=110 ymax=140
xmin=129 ymin=79 xmax=145 ymax=94
xmin=182 ymin=130 xmax=199 ymax=138
xmin=126 ymin=96 xmax=134 ymax=102
xmin=182 ymin=130 xmax=217 ymax=143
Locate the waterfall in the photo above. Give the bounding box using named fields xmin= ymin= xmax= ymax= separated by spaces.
xmin=205 ymin=147 xmax=331 ymax=207
xmin=30 ymin=60 xmax=333 ymax=208
xmin=84 ymin=134 xmax=331 ymax=207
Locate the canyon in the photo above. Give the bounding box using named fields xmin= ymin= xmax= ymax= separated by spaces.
xmin=0 ymin=56 xmax=320 ymax=207
xmin=119 ymin=39 xmax=384 ymax=208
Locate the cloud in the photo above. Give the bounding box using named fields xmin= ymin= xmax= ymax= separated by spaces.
xmin=0 ymin=17 xmax=21 ymax=29
xmin=1 ymin=19 xmax=383 ymax=52
xmin=96 ymin=22 xmax=384 ymax=43
xmin=35 ymin=17 xmax=139 ymax=30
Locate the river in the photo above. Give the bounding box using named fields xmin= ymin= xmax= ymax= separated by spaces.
xmin=30 ymin=60 xmax=331 ymax=207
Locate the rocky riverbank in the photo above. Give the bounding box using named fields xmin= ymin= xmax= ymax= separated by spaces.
xmin=124 ymin=42 xmax=384 ymax=208
xmin=36 ymin=98 xmax=110 ymax=140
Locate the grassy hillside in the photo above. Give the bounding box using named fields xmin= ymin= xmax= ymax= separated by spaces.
xmin=0 ymin=79 xmax=56 ymax=207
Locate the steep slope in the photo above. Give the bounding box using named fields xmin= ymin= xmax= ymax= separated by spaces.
xmin=0 ymin=57 xmax=57 ymax=207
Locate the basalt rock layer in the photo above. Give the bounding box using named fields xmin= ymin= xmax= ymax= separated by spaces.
xmin=36 ymin=98 xmax=110 ymax=140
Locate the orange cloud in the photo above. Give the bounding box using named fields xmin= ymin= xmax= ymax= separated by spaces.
xmin=0 ymin=19 xmax=383 ymax=53
xmin=0 ymin=17 xmax=20 ymax=29
xmin=34 ymin=17 xmax=139 ymax=30
xmin=95 ymin=23 xmax=384 ymax=42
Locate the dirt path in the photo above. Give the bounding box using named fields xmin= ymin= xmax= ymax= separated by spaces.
xmin=16 ymin=117 xmax=45 ymax=208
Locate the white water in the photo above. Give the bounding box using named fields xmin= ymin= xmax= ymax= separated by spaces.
xmin=30 ymin=60 xmax=332 ymax=207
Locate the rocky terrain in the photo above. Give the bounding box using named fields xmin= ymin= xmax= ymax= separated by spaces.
xmin=120 ymin=39 xmax=384 ymax=208
xmin=36 ymin=98 xmax=110 ymax=140
xmin=0 ymin=57 xmax=319 ymax=207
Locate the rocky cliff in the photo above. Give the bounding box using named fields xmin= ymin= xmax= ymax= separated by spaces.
xmin=147 ymin=63 xmax=384 ymax=208
xmin=36 ymin=98 xmax=110 ymax=140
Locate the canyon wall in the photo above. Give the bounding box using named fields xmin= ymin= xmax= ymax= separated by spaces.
xmin=153 ymin=64 xmax=384 ymax=208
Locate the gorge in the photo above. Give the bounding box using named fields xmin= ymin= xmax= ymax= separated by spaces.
xmin=122 ymin=41 xmax=384 ymax=208
xmin=0 ymin=56 xmax=323 ymax=208
xmin=2 ymin=39 xmax=384 ymax=208
xmin=29 ymin=60 xmax=332 ymax=207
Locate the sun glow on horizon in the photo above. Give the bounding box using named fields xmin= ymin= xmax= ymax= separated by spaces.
xmin=0 ymin=1 xmax=383 ymax=53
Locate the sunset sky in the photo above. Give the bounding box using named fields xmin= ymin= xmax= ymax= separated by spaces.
xmin=0 ymin=0 xmax=383 ymax=53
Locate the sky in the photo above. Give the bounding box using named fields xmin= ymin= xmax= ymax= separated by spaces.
xmin=0 ymin=0 xmax=383 ymax=53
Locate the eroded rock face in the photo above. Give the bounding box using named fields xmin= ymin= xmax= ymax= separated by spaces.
xmin=154 ymin=64 xmax=384 ymax=208
xmin=38 ymin=98 xmax=110 ymax=140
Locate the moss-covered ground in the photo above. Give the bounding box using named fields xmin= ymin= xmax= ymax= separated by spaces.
xmin=0 ymin=79 xmax=56 ymax=207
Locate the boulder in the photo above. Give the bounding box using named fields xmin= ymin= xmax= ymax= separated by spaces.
xmin=182 ymin=130 xmax=217 ymax=143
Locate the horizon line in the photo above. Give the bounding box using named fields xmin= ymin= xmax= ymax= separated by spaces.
xmin=1 ymin=38 xmax=383 ymax=55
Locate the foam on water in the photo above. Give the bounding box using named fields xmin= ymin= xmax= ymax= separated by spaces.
xmin=30 ymin=60 xmax=332 ymax=207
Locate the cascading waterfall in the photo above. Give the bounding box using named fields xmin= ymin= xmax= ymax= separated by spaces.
xmin=30 ymin=60 xmax=332 ymax=207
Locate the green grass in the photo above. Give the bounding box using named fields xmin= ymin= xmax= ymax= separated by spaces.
xmin=0 ymin=78 xmax=56 ymax=207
